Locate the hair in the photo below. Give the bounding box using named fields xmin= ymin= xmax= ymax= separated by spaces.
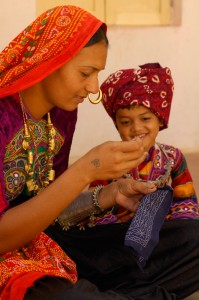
xmin=84 ymin=26 xmax=108 ymax=47
xmin=113 ymin=104 xmax=139 ymax=121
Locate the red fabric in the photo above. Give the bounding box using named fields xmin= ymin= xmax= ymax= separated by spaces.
xmin=1 ymin=272 xmax=46 ymax=300
xmin=0 ymin=232 xmax=77 ymax=298
xmin=0 ymin=5 xmax=106 ymax=97
xmin=101 ymin=63 xmax=174 ymax=129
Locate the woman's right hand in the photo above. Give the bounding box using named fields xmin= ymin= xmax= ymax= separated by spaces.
xmin=71 ymin=138 xmax=146 ymax=183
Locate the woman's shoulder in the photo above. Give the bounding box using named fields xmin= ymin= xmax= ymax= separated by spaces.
xmin=0 ymin=95 xmax=22 ymax=138
xmin=0 ymin=95 xmax=21 ymax=115
xmin=50 ymin=107 xmax=78 ymax=135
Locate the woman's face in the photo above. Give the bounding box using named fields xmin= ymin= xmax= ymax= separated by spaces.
xmin=115 ymin=105 xmax=163 ymax=152
xmin=40 ymin=41 xmax=108 ymax=112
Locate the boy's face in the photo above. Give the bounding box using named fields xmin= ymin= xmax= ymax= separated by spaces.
xmin=115 ymin=105 xmax=163 ymax=152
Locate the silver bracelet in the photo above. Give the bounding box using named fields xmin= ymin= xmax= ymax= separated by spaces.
xmin=55 ymin=187 xmax=105 ymax=231
xmin=92 ymin=185 xmax=104 ymax=212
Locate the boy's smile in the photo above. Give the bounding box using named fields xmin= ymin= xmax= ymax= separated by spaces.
xmin=115 ymin=105 xmax=163 ymax=152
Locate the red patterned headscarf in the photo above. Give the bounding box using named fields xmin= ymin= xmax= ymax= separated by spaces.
xmin=0 ymin=5 xmax=106 ymax=98
xmin=101 ymin=63 xmax=174 ymax=130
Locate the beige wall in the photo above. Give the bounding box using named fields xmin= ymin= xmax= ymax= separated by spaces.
xmin=0 ymin=0 xmax=36 ymax=46
xmin=0 ymin=0 xmax=199 ymax=164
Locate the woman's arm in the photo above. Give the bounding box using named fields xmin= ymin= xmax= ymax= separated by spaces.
xmin=56 ymin=178 xmax=157 ymax=229
xmin=0 ymin=139 xmax=147 ymax=254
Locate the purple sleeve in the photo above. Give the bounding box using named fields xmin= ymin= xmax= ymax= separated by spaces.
xmin=0 ymin=96 xmax=24 ymax=216
xmin=51 ymin=108 xmax=78 ymax=178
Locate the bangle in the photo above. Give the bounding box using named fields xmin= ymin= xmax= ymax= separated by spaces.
xmin=92 ymin=185 xmax=104 ymax=212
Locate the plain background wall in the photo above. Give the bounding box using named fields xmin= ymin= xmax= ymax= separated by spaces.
xmin=0 ymin=0 xmax=199 ymax=164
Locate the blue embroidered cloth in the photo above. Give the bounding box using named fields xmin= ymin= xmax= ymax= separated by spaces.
xmin=124 ymin=185 xmax=173 ymax=268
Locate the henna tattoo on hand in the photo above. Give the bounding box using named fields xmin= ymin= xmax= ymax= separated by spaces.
xmin=91 ymin=159 xmax=100 ymax=168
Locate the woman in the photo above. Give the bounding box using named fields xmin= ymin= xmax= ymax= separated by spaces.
xmin=0 ymin=5 xmax=156 ymax=300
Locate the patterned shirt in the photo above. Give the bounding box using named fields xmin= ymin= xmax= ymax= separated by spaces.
xmin=89 ymin=143 xmax=199 ymax=226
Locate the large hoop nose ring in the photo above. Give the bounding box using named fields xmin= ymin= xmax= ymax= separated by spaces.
xmin=88 ymin=89 xmax=102 ymax=104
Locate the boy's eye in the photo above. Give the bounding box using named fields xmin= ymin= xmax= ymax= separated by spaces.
xmin=143 ymin=117 xmax=151 ymax=121
xmin=121 ymin=120 xmax=130 ymax=125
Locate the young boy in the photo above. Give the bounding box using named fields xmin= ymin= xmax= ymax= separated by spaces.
xmin=91 ymin=63 xmax=199 ymax=224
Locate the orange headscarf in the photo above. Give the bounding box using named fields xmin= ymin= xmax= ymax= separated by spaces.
xmin=0 ymin=5 xmax=106 ymax=98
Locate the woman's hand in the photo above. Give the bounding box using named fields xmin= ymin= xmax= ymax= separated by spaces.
xmin=72 ymin=138 xmax=147 ymax=184
xmin=98 ymin=178 xmax=157 ymax=212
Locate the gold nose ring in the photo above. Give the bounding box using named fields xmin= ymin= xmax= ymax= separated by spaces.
xmin=88 ymin=89 xmax=102 ymax=104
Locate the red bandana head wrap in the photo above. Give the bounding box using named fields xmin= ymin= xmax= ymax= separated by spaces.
xmin=0 ymin=5 xmax=106 ymax=97
xmin=101 ymin=63 xmax=174 ymax=130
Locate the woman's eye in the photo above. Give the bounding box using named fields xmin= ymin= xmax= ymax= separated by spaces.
xmin=143 ymin=117 xmax=150 ymax=121
xmin=81 ymin=72 xmax=90 ymax=78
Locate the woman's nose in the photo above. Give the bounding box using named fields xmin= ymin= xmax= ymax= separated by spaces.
xmin=86 ymin=77 xmax=99 ymax=94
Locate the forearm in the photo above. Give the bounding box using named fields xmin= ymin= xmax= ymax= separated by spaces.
xmin=57 ymin=179 xmax=157 ymax=230
xmin=56 ymin=182 xmax=118 ymax=229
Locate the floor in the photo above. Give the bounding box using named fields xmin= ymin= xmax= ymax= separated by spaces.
xmin=184 ymin=292 xmax=199 ymax=299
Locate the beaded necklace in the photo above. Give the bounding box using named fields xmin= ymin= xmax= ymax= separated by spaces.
xmin=124 ymin=143 xmax=174 ymax=187
xmin=19 ymin=94 xmax=56 ymax=195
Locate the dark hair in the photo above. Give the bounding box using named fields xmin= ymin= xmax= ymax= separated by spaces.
xmin=84 ymin=26 xmax=108 ymax=47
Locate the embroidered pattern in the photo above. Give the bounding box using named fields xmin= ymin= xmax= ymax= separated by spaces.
xmin=4 ymin=119 xmax=63 ymax=201
xmin=0 ymin=232 xmax=77 ymax=294
xmin=125 ymin=189 xmax=171 ymax=247
xmin=124 ymin=186 xmax=173 ymax=267
xmin=0 ymin=6 xmax=88 ymax=87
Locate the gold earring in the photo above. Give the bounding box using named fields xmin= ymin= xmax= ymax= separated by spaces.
xmin=88 ymin=89 xmax=102 ymax=104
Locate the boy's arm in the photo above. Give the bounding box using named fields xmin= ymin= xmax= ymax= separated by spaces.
xmin=167 ymin=149 xmax=199 ymax=219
